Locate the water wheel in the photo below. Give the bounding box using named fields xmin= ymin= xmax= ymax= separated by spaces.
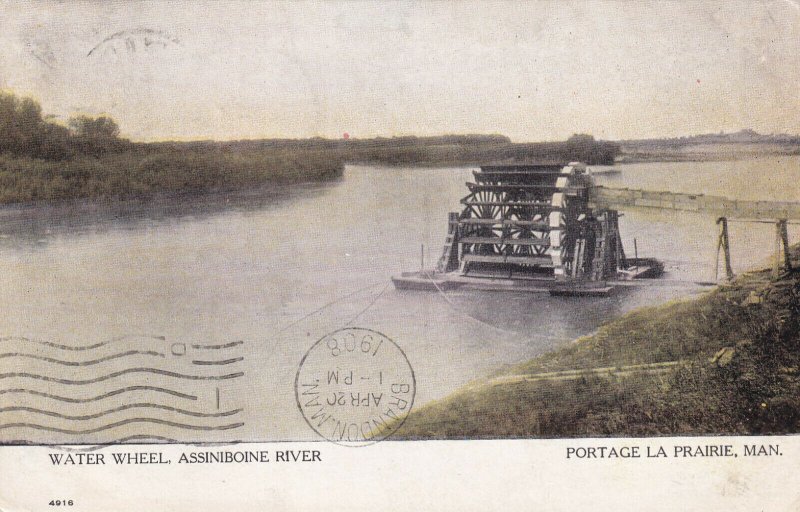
xmin=453 ymin=163 xmax=599 ymax=280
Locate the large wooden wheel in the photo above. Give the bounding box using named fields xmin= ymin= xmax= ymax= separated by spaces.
xmin=454 ymin=163 xmax=594 ymax=279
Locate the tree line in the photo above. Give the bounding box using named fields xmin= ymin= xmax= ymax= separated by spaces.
xmin=1 ymin=91 xmax=620 ymax=166
xmin=0 ymin=92 xmax=127 ymax=160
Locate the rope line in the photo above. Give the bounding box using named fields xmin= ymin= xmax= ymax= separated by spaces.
xmin=423 ymin=273 xmax=572 ymax=343
xmin=345 ymin=281 xmax=392 ymax=326
xmin=276 ymin=280 xmax=386 ymax=334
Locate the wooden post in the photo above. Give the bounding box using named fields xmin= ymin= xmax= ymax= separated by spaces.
xmin=633 ymin=237 xmax=638 ymax=271
xmin=573 ymin=239 xmax=585 ymax=278
xmin=780 ymin=220 xmax=791 ymax=272
xmin=715 ymin=217 xmax=734 ymax=281
xmin=614 ymin=212 xmax=626 ymax=269
xmin=775 ymin=220 xmax=791 ymax=276
xmin=421 ymin=243 xmax=425 ymax=273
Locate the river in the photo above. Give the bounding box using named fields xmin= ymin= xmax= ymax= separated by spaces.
xmin=0 ymin=156 xmax=797 ymax=443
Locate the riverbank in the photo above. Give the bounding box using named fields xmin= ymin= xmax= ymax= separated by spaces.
xmin=395 ymin=246 xmax=800 ymax=438
xmin=1 ymin=90 xmax=621 ymax=206
xmin=617 ymin=142 xmax=800 ymax=163
xmin=0 ymin=135 xmax=623 ymax=205
xmin=5 ymin=137 xmax=794 ymax=205
xmin=0 ymin=146 xmax=344 ymax=205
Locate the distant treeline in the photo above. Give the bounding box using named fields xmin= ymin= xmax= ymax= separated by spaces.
xmin=617 ymin=129 xmax=800 ymax=163
xmin=342 ymin=132 xmax=620 ymax=166
xmin=160 ymin=132 xmax=621 ymax=167
xmin=621 ymin=128 xmax=800 ymax=148
xmin=0 ymin=91 xmax=620 ymax=205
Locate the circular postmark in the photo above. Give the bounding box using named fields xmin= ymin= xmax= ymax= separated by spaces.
xmin=87 ymin=28 xmax=181 ymax=58
xmin=295 ymin=327 xmax=415 ymax=446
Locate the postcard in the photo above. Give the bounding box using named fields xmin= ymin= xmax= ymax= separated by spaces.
xmin=0 ymin=1 xmax=798 ymax=510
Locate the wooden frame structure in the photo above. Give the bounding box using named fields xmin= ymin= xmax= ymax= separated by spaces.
xmin=436 ymin=163 xmax=629 ymax=283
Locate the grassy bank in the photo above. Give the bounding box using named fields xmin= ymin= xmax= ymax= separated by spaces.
xmin=395 ymin=248 xmax=800 ymax=438
xmin=0 ymin=134 xmax=623 ymax=205
xmin=0 ymin=146 xmax=344 ymax=204
xmin=1 ymin=92 xmax=624 ymax=205
xmin=338 ymin=134 xmax=619 ymax=167
xmin=0 ymin=91 xmax=343 ymax=204
xmin=159 ymin=134 xmax=621 ymax=168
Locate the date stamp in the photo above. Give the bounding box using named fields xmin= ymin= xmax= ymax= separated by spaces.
xmin=295 ymin=327 xmax=415 ymax=446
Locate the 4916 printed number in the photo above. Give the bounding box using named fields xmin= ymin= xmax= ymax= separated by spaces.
xmin=49 ymin=500 xmax=74 ymax=506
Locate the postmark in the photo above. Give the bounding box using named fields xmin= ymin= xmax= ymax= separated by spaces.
xmin=86 ymin=28 xmax=181 ymax=58
xmin=0 ymin=335 xmax=246 ymax=445
xmin=295 ymin=327 xmax=415 ymax=446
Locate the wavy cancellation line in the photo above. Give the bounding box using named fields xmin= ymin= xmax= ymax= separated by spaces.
xmin=79 ymin=434 xmax=179 ymax=444
xmin=191 ymin=341 xmax=244 ymax=350
xmin=0 ymin=334 xmax=167 ymax=351
xmin=42 ymin=435 xmax=183 ymax=452
xmin=0 ymin=367 xmax=244 ymax=384
xmin=0 ymin=417 xmax=244 ymax=434
xmin=5 ymin=435 xmax=182 ymax=449
xmin=0 ymin=404 xmax=242 ymax=420
xmin=1 ymin=335 xmax=245 ymax=352
xmin=0 ymin=386 xmax=198 ymax=402
xmin=191 ymin=357 xmax=244 ymax=365
xmin=101 ymin=434 xmax=178 ymax=445
xmin=0 ymin=350 xmax=166 ymax=366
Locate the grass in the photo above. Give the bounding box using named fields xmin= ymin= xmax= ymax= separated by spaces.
xmin=394 ymin=248 xmax=800 ymax=438
xmin=0 ymin=91 xmax=619 ymax=205
xmin=0 ymin=130 xmax=621 ymax=205
xmin=0 ymin=146 xmax=344 ymax=204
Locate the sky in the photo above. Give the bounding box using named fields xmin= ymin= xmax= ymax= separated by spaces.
xmin=1 ymin=0 xmax=799 ymax=142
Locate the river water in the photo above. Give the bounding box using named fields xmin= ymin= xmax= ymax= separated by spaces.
xmin=0 ymin=156 xmax=797 ymax=443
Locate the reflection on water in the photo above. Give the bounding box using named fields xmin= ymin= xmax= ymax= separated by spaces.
xmin=0 ymin=157 xmax=797 ymax=441
xmin=0 ymin=181 xmax=338 ymax=250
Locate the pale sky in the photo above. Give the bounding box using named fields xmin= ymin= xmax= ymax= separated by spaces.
xmin=1 ymin=0 xmax=799 ymax=142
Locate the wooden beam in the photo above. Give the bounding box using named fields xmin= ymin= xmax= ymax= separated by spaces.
xmin=591 ymin=186 xmax=800 ymax=220
xmin=458 ymin=218 xmax=551 ymax=230
xmin=459 ymin=237 xmax=549 ymax=246
xmin=461 ymin=254 xmax=553 ymax=266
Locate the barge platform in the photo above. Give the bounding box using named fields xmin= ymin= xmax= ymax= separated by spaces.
xmin=392 ymin=258 xmax=664 ymax=297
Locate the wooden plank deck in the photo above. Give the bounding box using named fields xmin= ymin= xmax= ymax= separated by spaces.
xmin=591 ymin=186 xmax=800 ymax=220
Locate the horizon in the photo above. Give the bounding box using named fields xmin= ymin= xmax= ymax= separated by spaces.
xmin=2 ymin=1 xmax=799 ymax=142
xmin=127 ymin=126 xmax=800 ymax=145
xmin=3 ymin=87 xmax=799 ymax=145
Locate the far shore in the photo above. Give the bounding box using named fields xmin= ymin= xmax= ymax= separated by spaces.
xmin=617 ymin=141 xmax=800 ymax=163
xmin=0 ymin=132 xmax=619 ymax=206
xmin=1 ymin=142 xmax=796 ymax=210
